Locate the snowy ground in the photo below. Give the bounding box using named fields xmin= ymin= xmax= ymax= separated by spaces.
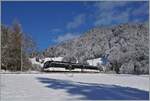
xmin=0 ymin=73 xmax=149 ymax=101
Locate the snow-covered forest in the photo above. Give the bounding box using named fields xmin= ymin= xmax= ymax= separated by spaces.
xmin=1 ymin=22 xmax=149 ymax=74
xmin=43 ymin=23 xmax=149 ymax=74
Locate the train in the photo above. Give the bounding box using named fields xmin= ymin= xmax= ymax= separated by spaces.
xmin=42 ymin=60 xmax=103 ymax=72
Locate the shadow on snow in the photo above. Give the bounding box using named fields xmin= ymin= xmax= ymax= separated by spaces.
xmin=36 ymin=77 xmax=149 ymax=100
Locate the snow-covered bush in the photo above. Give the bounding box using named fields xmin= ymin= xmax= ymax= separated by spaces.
xmin=120 ymin=61 xmax=135 ymax=74
xmin=62 ymin=56 xmax=77 ymax=63
xmin=31 ymin=64 xmax=42 ymax=71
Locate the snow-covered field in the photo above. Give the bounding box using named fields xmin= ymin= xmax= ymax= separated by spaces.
xmin=0 ymin=73 xmax=149 ymax=101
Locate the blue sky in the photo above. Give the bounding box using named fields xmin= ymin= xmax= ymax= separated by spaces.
xmin=1 ymin=1 xmax=149 ymax=51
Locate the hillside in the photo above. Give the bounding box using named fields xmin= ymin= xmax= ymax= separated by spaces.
xmin=43 ymin=23 xmax=149 ymax=74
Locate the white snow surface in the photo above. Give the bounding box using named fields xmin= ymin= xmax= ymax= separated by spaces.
xmin=43 ymin=57 xmax=63 ymax=62
xmin=29 ymin=58 xmax=43 ymax=67
xmin=1 ymin=73 xmax=149 ymax=101
xmin=87 ymin=58 xmax=102 ymax=66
